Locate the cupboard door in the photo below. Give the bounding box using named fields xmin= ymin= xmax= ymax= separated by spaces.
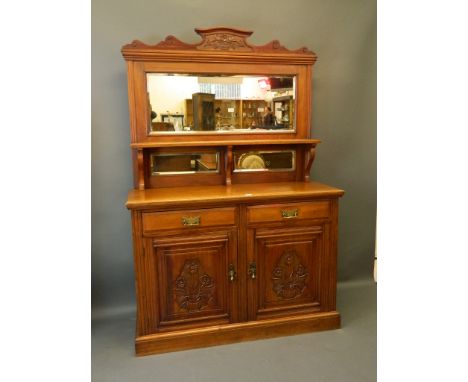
xmin=147 ymin=228 xmax=238 ymax=332
xmin=247 ymin=224 xmax=330 ymax=320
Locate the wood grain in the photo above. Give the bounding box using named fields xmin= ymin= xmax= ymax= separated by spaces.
xmin=122 ymin=27 xmax=317 ymax=64
xmin=123 ymin=27 xmax=321 ymax=185
xmin=135 ymin=311 xmax=340 ymax=356
xmin=137 ymin=149 xmax=145 ymax=190
xmin=247 ymin=201 xmax=330 ymax=224
xmin=142 ymin=207 xmax=236 ymax=232
xmin=127 ymin=181 xmax=344 ymax=210
xmin=122 ymin=27 xmax=344 ymax=355
xmin=304 ymin=146 xmax=316 ymax=182
xmin=250 ymin=225 xmax=324 ymax=320
xmin=151 ymin=230 xmax=238 ymax=330
xmin=130 ymin=139 xmax=320 ymax=149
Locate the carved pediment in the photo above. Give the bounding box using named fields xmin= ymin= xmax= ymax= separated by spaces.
xmin=122 ymin=26 xmax=316 ymax=59
xmin=195 ymin=27 xmax=253 ymax=52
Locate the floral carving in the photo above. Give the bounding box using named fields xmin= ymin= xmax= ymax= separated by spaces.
xmin=272 ymin=250 xmax=308 ymax=299
xmin=174 ymin=259 xmax=215 ymax=312
xmin=197 ymin=33 xmax=252 ymax=51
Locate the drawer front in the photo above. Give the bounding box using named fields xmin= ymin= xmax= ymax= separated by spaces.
xmin=143 ymin=207 xmax=236 ymax=232
xmin=247 ymin=201 xmax=330 ymax=224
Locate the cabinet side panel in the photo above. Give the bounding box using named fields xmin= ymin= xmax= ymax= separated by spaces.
xmin=328 ymin=198 xmax=340 ymax=310
xmin=130 ymin=211 xmax=148 ymax=336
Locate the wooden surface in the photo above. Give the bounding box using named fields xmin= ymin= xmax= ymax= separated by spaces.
xmin=145 ymin=146 xmax=226 ymax=189
xmin=248 ymin=225 xmax=325 ymax=320
xmin=143 ymin=144 xmax=311 ymax=188
xmin=246 ymin=200 xmax=330 ymax=223
xmin=130 ymin=139 xmax=320 ymax=149
xmin=151 ymin=229 xmax=238 ymax=330
xmin=129 ymin=191 xmax=342 ymax=355
xmin=122 ymin=26 xmax=317 ymax=65
xmin=135 ymin=311 xmax=340 ymax=356
xmin=122 ymin=27 xmax=315 ymax=144
xmin=142 ymin=207 xmax=237 ymax=232
xmin=127 ymin=181 xmax=344 ymax=210
xmin=122 ymin=27 xmax=344 ymax=356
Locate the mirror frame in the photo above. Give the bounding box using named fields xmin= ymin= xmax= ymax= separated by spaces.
xmin=122 ymin=27 xmax=317 ymax=144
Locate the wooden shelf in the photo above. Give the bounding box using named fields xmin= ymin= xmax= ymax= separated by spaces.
xmin=130 ymin=139 xmax=321 ymax=149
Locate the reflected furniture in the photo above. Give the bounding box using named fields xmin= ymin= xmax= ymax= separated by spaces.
xmin=151 ymin=122 xmax=174 ymax=132
xmin=122 ymin=27 xmax=344 ymax=356
xmin=192 ymin=93 xmax=215 ymax=131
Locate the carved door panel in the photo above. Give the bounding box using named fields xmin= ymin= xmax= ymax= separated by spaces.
xmin=247 ymin=224 xmax=330 ymax=320
xmin=148 ymin=228 xmax=238 ymax=332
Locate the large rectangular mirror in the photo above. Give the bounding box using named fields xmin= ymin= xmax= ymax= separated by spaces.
xmin=147 ymin=74 xmax=296 ymax=134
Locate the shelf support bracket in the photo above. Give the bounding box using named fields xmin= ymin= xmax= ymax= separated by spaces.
xmin=137 ymin=148 xmax=145 ymax=190
xmin=304 ymin=145 xmax=316 ymax=182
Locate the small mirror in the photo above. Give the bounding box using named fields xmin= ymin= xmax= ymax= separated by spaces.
xmin=150 ymin=152 xmax=220 ymax=175
xmin=147 ymin=74 xmax=296 ymax=134
xmin=234 ymin=150 xmax=295 ymax=172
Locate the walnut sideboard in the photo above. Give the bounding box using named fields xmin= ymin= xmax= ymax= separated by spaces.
xmin=127 ymin=182 xmax=343 ymax=355
xmin=122 ymin=27 xmax=344 ymax=355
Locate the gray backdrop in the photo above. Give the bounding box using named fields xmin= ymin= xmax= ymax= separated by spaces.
xmin=92 ymin=0 xmax=376 ymax=316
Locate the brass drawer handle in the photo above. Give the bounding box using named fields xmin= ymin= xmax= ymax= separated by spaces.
xmin=228 ymin=264 xmax=237 ymax=282
xmin=248 ymin=262 xmax=257 ymax=279
xmin=281 ymin=208 xmax=298 ymax=219
xmin=181 ymin=216 xmax=201 ymax=226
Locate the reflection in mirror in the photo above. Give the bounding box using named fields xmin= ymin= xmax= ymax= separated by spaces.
xmin=234 ymin=150 xmax=295 ymax=172
xmin=150 ymin=152 xmax=219 ymax=175
xmin=147 ymin=74 xmax=296 ymax=134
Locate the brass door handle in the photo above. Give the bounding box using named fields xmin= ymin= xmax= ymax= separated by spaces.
xmin=248 ymin=262 xmax=256 ymax=279
xmin=182 ymin=216 xmax=201 ymax=226
xmin=228 ymin=264 xmax=237 ymax=282
xmin=281 ymin=208 xmax=298 ymax=219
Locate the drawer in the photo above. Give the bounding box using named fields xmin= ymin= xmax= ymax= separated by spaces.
xmin=142 ymin=207 xmax=236 ymax=232
xmin=247 ymin=201 xmax=330 ymax=224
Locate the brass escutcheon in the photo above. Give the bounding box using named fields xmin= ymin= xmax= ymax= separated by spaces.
xmin=228 ymin=264 xmax=237 ymax=282
xmin=248 ymin=262 xmax=257 ymax=279
xmin=281 ymin=208 xmax=299 ymax=219
xmin=181 ymin=216 xmax=201 ymax=226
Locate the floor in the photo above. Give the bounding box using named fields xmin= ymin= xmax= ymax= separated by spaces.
xmin=92 ymin=278 xmax=376 ymax=382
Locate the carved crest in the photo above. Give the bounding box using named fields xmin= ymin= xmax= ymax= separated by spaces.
xmin=174 ymin=259 xmax=215 ymax=312
xmin=121 ymin=26 xmax=316 ymax=61
xmin=195 ymin=27 xmax=253 ymax=51
xmin=272 ymin=250 xmax=308 ymax=299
